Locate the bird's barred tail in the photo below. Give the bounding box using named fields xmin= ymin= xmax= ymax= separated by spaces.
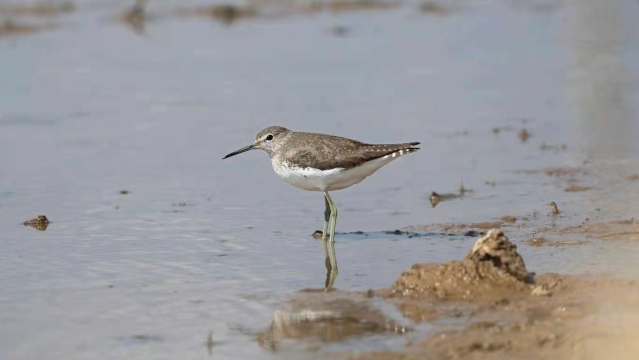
xmin=362 ymin=142 xmax=420 ymax=160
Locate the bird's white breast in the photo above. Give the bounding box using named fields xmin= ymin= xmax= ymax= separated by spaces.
xmin=271 ymin=149 xmax=411 ymax=192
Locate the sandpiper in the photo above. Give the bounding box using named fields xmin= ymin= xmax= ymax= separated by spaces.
xmin=223 ymin=126 xmax=419 ymax=285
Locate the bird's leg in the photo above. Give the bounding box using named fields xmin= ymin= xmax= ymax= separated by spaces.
xmin=322 ymin=196 xmax=330 ymax=241
xmin=324 ymin=191 xmax=338 ymax=244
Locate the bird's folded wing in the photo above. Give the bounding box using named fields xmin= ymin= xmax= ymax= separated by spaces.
xmin=284 ymin=136 xmax=420 ymax=171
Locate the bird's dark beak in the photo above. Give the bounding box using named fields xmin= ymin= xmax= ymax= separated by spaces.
xmin=223 ymin=144 xmax=255 ymax=159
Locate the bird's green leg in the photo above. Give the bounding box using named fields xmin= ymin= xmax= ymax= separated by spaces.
xmin=322 ymin=196 xmax=330 ymax=241
xmin=324 ymin=191 xmax=338 ymax=244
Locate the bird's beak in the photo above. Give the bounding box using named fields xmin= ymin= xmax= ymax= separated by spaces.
xmin=223 ymin=144 xmax=255 ymax=159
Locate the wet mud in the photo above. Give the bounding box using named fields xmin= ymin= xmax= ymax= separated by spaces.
xmin=260 ymin=228 xmax=639 ymax=359
xmin=345 ymin=273 xmax=639 ymax=360
xmin=0 ymin=2 xmax=75 ymax=17
xmin=360 ymin=231 xmax=638 ymax=360
xmin=382 ymin=230 xmax=532 ymax=302
xmin=0 ymin=0 xmax=573 ymax=40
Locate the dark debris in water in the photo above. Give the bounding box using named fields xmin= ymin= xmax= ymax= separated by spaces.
xmin=120 ymin=0 xmax=148 ymax=35
xmin=429 ymin=191 xmax=464 ymax=208
xmin=308 ymin=0 xmax=401 ymax=13
xmin=0 ymin=19 xmax=40 ymax=36
xmin=118 ymin=334 xmax=164 ymax=345
xmin=176 ymin=4 xmax=258 ymax=25
xmin=464 ymin=230 xmax=483 ymax=237
xmin=330 ymin=25 xmax=350 ymax=37
xmin=23 ymin=215 xmax=50 ymax=231
xmin=419 ymin=1 xmax=449 ymax=15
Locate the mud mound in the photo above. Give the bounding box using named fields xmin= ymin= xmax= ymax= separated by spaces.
xmin=387 ymin=229 xmax=532 ymax=301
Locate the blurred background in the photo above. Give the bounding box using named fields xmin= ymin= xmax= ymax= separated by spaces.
xmin=1 ymin=0 xmax=639 ymax=359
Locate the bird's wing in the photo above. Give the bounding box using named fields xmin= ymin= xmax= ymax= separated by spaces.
xmin=283 ymin=133 xmax=419 ymax=171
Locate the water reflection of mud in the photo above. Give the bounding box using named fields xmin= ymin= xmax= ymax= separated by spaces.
xmin=257 ymin=292 xmax=408 ymax=352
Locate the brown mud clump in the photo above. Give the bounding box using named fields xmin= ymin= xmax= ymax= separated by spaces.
xmin=419 ymin=2 xmax=449 ymax=15
xmin=23 ymin=215 xmax=50 ymax=231
xmin=0 ymin=19 xmax=40 ymax=36
xmin=500 ymin=215 xmax=516 ymax=223
xmin=176 ymin=4 xmax=257 ymax=25
xmin=564 ymin=184 xmax=591 ymax=192
xmin=304 ymin=0 xmax=400 ymax=14
xmin=386 ymin=229 xmax=531 ymax=302
xmin=0 ymin=2 xmax=75 ymax=17
xmin=120 ymin=0 xmax=148 ymax=34
xmin=544 ymin=167 xmax=580 ymax=177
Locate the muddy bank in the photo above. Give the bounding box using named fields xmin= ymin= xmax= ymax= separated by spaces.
xmin=382 ymin=230 xmax=533 ymax=302
xmin=258 ymin=230 xmax=639 ymax=359
xmin=346 ymin=274 xmax=639 ymax=360
xmin=347 ymin=230 xmax=639 ymax=360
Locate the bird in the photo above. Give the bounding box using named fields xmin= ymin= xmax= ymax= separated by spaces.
xmin=223 ymin=126 xmax=419 ymax=285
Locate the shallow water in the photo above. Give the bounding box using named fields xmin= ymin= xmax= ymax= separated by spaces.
xmin=1 ymin=0 xmax=639 ymax=359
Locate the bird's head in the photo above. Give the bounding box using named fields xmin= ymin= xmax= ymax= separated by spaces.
xmin=223 ymin=126 xmax=291 ymax=159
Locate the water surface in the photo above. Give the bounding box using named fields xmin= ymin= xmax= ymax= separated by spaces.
xmin=1 ymin=0 xmax=639 ymax=359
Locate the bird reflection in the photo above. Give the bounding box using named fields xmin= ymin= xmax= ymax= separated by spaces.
xmin=320 ymin=233 xmax=338 ymax=290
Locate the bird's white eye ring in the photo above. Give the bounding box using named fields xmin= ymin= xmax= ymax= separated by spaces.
xmin=265 ymin=134 xmax=274 ymax=141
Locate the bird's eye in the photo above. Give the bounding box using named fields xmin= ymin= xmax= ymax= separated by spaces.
xmin=265 ymin=134 xmax=274 ymax=141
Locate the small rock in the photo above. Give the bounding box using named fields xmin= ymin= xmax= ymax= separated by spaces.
xmin=312 ymin=230 xmax=323 ymax=239
xmin=330 ymin=25 xmax=349 ymax=36
xmin=429 ymin=192 xmax=441 ymax=207
xmin=531 ymin=285 xmax=552 ymax=296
